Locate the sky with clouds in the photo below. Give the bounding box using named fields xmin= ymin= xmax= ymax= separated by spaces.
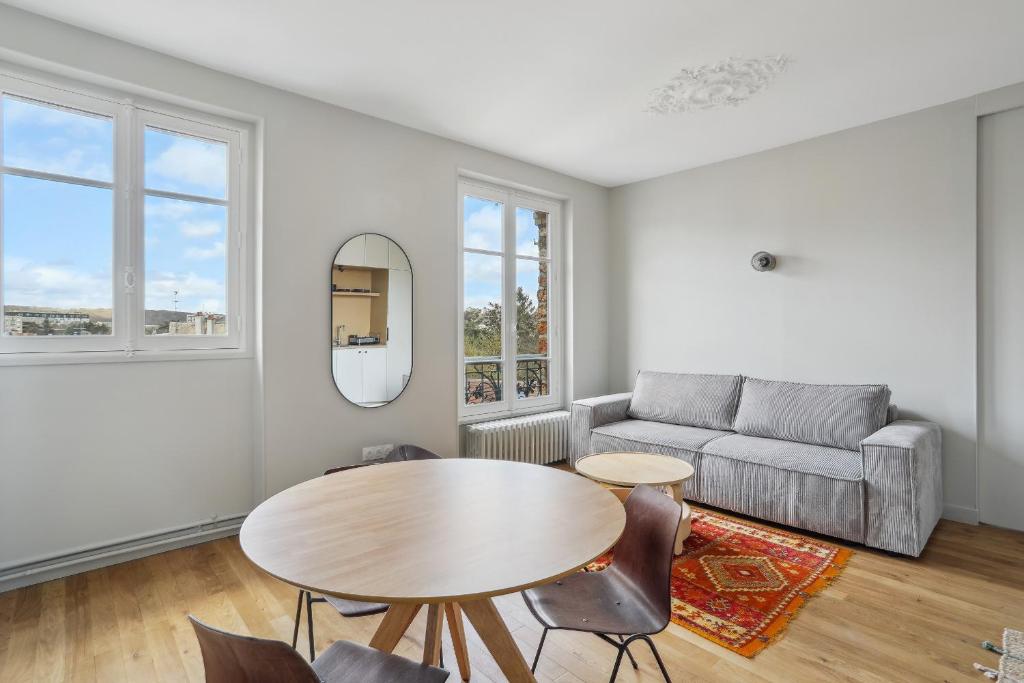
xmin=2 ymin=96 xmax=228 ymax=319
xmin=463 ymin=195 xmax=548 ymax=312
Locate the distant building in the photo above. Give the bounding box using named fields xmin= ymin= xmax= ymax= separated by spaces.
xmin=10 ymin=311 xmax=89 ymax=325
xmin=168 ymin=312 xmax=227 ymax=335
xmin=3 ymin=315 xmax=23 ymax=334
xmin=4 ymin=310 xmax=91 ymax=335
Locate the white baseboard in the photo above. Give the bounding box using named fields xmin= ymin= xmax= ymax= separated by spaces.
xmin=942 ymin=503 xmax=979 ymax=525
xmin=0 ymin=514 xmax=246 ymax=594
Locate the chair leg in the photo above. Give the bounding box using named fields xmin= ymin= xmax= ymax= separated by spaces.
xmin=639 ymin=635 xmax=672 ymax=683
xmin=306 ymin=590 xmax=316 ymax=661
xmin=291 ymin=590 xmax=304 ymax=649
xmin=608 ymin=641 xmax=629 ymax=683
xmin=616 ymin=634 xmax=639 ymax=670
xmin=531 ymin=627 xmax=548 ymax=673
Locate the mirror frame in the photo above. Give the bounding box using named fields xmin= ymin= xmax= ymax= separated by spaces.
xmin=330 ymin=232 xmax=413 ymax=407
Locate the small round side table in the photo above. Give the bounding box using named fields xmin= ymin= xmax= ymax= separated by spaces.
xmin=576 ymin=451 xmax=695 ymax=555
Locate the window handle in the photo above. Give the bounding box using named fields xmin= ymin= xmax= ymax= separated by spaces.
xmin=123 ymin=267 xmax=137 ymax=294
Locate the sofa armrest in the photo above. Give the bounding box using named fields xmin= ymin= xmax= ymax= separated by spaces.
xmin=860 ymin=420 xmax=942 ymax=556
xmin=569 ymin=393 xmax=633 ymax=467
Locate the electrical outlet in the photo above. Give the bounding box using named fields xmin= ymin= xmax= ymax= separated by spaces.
xmin=362 ymin=444 xmax=395 ymax=461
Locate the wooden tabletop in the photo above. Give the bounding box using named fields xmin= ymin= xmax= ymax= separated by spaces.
xmin=575 ymin=451 xmax=695 ymax=487
xmin=239 ymin=459 xmax=625 ymax=604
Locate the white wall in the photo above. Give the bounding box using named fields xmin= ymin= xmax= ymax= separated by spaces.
xmin=0 ymin=5 xmax=610 ymax=570
xmin=608 ymin=99 xmax=979 ymax=518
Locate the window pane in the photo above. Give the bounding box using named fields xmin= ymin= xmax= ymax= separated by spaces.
xmin=517 ymin=358 xmax=550 ymax=399
xmin=144 ymin=196 xmax=227 ymax=336
xmin=145 ymin=127 xmax=227 ymax=199
xmin=2 ymin=175 xmax=113 ymax=336
xmin=465 ymin=360 xmax=503 ymax=405
xmin=515 ymin=207 xmax=549 ymax=258
xmin=463 ymin=251 xmax=502 ymax=357
xmin=463 ymin=195 xmax=502 ymax=251
xmin=515 ymin=258 xmax=549 ymax=355
xmin=2 ymin=96 xmax=113 ymax=182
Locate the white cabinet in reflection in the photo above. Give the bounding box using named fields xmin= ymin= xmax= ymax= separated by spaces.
xmin=333 ymin=347 xmax=387 ymax=405
xmin=335 ymin=234 xmax=390 ymax=268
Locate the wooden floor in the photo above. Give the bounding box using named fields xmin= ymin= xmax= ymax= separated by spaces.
xmin=1 ymin=512 xmax=1022 ymax=682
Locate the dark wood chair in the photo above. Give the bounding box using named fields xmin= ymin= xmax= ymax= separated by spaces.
xmin=293 ymin=445 xmax=443 ymax=660
xmin=189 ymin=615 xmax=448 ymax=683
xmin=521 ymin=484 xmax=679 ymax=682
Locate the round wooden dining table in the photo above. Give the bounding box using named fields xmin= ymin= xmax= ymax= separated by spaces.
xmin=240 ymin=458 xmax=626 ymax=683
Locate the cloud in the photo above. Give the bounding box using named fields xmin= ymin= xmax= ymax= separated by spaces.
xmin=5 ymin=148 xmax=112 ymax=181
xmin=463 ymin=253 xmax=501 ymax=309
xmin=179 ymin=220 xmax=221 ymax=238
xmin=4 ymin=97 xmax=110 ymax=135
xmin=464 ymin=201 xmax=502 ymax=250
xmin=184 ymin=241 xmax=225 ymax=260
xmin=144 ymin=270 xmax=224 ymax=313
xmin=199 ymin=298 xmax=225 ymax=314
xmin=3 ymin=257 xmax=111 ymax=308
xmin=146 ymin=136 xmax=226 ymax=196
xmin=145 ymin=199 xmax=197 ymax=221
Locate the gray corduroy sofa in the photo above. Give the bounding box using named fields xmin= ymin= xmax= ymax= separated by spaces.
xmin=570 ymin=371 xmax=942 ymax=556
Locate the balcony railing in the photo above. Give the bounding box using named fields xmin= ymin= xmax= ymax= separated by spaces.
xmin=464 ymin=356 xmax=550 ymax=405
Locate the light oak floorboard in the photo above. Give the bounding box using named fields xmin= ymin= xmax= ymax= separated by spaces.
xmin=1 ymin=513 xmax=1021 ymax=682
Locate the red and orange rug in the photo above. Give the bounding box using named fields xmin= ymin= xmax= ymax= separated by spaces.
xmin=588 ymin=508 xmax=852 ymax=657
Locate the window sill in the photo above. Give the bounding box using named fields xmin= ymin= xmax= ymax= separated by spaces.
xmin=0 ymin=347 xmax=253 ymax=367
xmin=458 ymin=403 xmax=564 ymax=426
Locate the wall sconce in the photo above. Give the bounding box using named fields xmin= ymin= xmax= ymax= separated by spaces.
xmin=751 ymin=251 xmax=776 ymax=272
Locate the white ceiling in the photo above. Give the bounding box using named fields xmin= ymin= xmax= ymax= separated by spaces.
xmin=7 ymin=0 xmax=1024 ymax=187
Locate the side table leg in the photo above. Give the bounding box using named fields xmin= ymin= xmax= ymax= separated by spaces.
xmin=670 ymin=482 xmax=690 ymax=555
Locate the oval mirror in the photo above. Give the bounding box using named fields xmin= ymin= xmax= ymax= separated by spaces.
xmin=331 ymin=234 xmax=412 ymax=406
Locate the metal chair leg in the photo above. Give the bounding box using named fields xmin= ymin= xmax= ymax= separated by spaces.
xmin=608 ymin=641 xmax=629 ymax=683
xmin=639 ymin=634 xmax=672 ymax=683
xmin=616 ymin=634 xmax=639 ymax=670
xmin=305 ymin=590 xmax=316 ymax=661
xmin=531 ymin=627 xmax=548 ymax=673
xmin=291 ymin=590 xmax=304 ymax=649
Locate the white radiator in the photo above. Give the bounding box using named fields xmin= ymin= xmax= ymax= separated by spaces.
xmin=463 ymin=410 xmax=571 ymax=465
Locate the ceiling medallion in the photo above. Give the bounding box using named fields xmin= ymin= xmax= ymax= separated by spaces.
xmin=646 ymin=55 xmax=790 ymax=114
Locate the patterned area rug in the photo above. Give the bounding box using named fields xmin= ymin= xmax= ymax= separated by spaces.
xmin=588 ymin=508 xmax=852 ymax=657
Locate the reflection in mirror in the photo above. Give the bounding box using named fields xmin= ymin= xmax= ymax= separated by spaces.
xmin=331 ymin=234 xmax=412 ymax=407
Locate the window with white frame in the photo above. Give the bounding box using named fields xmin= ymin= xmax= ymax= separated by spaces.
xmin=0 ymin=73 xmax=250 ymax=358
xmin=459 ymin=178 xmax=561 ymax=418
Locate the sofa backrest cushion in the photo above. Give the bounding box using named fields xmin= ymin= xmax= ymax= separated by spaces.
xmin=627 ymin=371 xmax=742 ymax=430
xmin=732 ymin=377 xmax=891 ymax=451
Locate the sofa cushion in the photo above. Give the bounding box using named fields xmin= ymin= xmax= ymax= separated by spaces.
xmin=590 ymin=419 xmax=730 ymax=498
xmin=732 ymin=377 xmax=890 ymax=451
xmin=627 ymin=371 xmax=742 ymax=431
xmin=696 ymin=433 xmax=864 ymax=543
xmin=700 ymin=433 xmax=862 ymax=481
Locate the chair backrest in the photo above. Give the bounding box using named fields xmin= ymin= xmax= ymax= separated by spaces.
xmin=322 ymin=445 xmax=440 ymax=477
xmin=611 ymin=485 xmax=680 ymax=627
xmin=385 ymin=444 xmax=442 ymax=462
xmin=189 ymin=615 xmax=320 ymax=683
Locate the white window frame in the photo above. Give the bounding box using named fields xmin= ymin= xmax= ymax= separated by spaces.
xmin=0 ymin=70 xmax=252 ymax=363
xmin=458 ymin=177 xmax=563 ymax=420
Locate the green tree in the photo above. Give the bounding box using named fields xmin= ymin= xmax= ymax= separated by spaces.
xmin=463 ymin=287 xmax=542 ymax=358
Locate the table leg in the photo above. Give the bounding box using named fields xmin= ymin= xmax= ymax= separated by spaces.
xmin=460 ymin=597 xmax=535 ymax=683
xmin=423 ymin=604 xmax=443 ymax=666
xmin=671 ymin=482 xmax=689 ymax=555
xmin=444 ymin=602 xmax=471 ymax=681
xmin=369 ymin=603 xmax=422 ymax=653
